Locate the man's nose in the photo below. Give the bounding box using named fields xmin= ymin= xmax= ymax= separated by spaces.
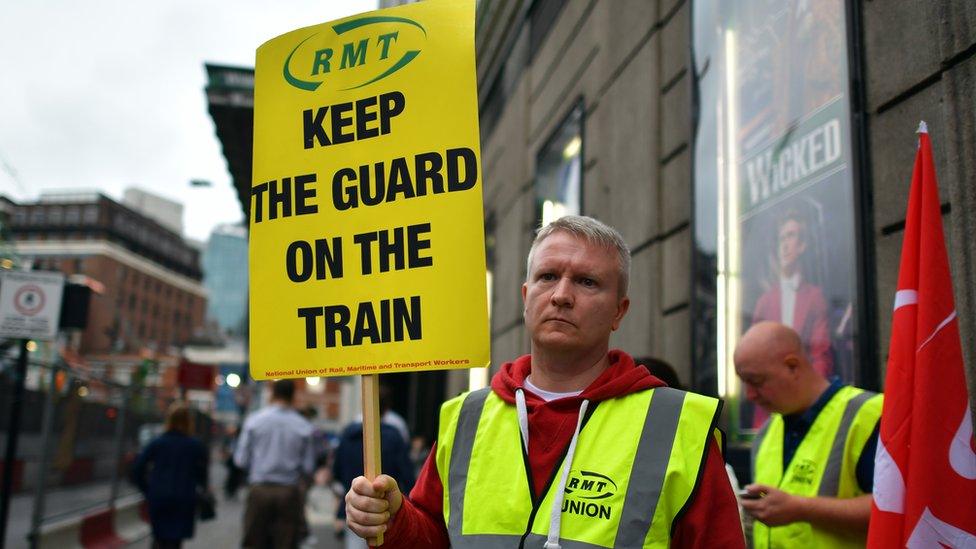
xmin=550 ymin=277 xmax=574 ymax=307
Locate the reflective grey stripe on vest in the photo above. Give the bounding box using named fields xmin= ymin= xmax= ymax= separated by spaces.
xmin=523 ymin=533 xmax=607 ymax=548
xmin=441 ymin=533 xmax=617 ymax=549
xmin=447 ymin=387 xmax=490 ymax=545
xmin=818 ymin=390 xmax=877 ymax=496
xmin=448 ymin=388 xmax=688 ymax=548
xmin=448 ymin=533 xmax=525 ymax=548
xmin=614 ymin=388 xmax=686 ymax=547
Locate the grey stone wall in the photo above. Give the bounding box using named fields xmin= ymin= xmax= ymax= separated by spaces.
xmin=475 ymin=0 xmax=976 ymax=415
xmin=477 ymin=0 xmax=696 ymax=384
xmin=863 ymin=0 xmax=976 ymax=418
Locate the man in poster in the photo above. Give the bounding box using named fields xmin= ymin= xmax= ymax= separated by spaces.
xmin=752 ymin=210 xmax=832 ymax=376
xmin=751 ymin=210 xmax=832 ymax=427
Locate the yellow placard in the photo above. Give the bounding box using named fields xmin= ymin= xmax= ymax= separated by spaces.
xmin=249 ymin=0 xmax=489 ymax=380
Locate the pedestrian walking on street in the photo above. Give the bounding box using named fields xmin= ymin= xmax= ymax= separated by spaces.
xmin=234 ymin=379 xmax=315 ymax=549
xmin=222 ymin=423 xmax=246 ymax=500
xmin=131 ymin=402 xmax=210 ymax=549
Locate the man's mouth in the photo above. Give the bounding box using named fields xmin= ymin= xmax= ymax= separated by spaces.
xmin=545 ymin=317 xmax=575 ymax=327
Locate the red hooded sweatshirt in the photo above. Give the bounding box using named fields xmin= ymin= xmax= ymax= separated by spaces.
xmin=381 ymin=351 xmax=745 ymax=548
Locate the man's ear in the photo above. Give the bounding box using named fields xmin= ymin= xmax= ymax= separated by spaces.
xmin=783 ymin=354 xmax=801 ymax=373
xmin=611 ymin=296 xmax=630 ymax=331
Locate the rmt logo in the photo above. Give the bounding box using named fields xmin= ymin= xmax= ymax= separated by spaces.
xmin=282 ymin=15 xmax=426 ymax=92
xmin=563 ymin=470 xmax=617 ymax=520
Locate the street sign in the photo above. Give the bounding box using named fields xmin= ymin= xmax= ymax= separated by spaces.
xmin=0 ymin=271 xmax=65 ymax=340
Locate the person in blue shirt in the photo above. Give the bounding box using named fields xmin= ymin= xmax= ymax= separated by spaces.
xmin=234 ymin=379 xmax=315 ymax=549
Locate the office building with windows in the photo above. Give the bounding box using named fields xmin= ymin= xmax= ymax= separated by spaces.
xmin=5 ymin=190 xmax=207 ymax=356
xmin=202 ymin=223 xmax=248 ymax=336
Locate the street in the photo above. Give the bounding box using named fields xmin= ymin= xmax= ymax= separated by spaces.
xmin=150 ymin=462 xmax=346 ymax=549
xmin=5 ymin=480 xmax=141 ymax=548
xmin=3 ymin=461 xmax=347 ymax=549
xmin=181 ymin=482 xmax=345 ymax=549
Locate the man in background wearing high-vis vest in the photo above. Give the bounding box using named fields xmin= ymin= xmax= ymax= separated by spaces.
xmin=345 ymin=216 xmax=745 ymax=547
xmin=734 ymin=321 xmax=882 ymax=548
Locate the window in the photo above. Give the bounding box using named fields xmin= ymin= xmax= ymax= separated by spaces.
xmin=692 ymin=0 xmax=866 ymax=436
xmin=65 ymin=206 xmax=81 ymax=224
xmin=534 ymin=102 xmax=583 ymax=228
xmin=83 ymin=205 xmax=98 ymax=224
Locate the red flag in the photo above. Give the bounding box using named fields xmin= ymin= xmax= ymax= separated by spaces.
xmin=867 ymin=122 xmax=976 ymax=548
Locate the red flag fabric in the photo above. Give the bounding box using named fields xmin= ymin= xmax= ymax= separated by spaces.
xmin=867 ymin=122 xmax=976 ymax=548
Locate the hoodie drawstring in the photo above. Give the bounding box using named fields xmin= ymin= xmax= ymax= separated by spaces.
xmin=516 ymin=388 xmax=530 ymax=454
xmin=514 ymin=388 xmax=590 ymax=549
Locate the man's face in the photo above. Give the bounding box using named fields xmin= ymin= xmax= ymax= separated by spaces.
xmin=777 ymin=219 xmax=806 ymax=273
xmin=522 ymin=231 xmax=629 ymax=356
xmin=734 ymin=350 xmax=798 ymax=415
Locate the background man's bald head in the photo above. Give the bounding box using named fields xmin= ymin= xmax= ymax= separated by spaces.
xmin=734 ymin=321 xmax=825 ymax=415
xmin=735 ymin=321 xmax=804 ymax=365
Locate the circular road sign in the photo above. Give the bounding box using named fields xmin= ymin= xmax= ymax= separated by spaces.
xmin=13 ymin=284 xmax=46 ymax=316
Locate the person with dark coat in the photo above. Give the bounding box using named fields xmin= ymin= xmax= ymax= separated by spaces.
xmin=132 ymin=402 xmax=209 ymax=549
xmin=332 ymin=392 xmax=415 ymax=548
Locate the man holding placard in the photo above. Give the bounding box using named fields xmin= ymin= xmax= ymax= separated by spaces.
xmin=345 ymin=216 xmax=744 ymax=547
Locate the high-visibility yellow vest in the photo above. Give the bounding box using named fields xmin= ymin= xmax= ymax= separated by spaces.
xmin=751 ymin=386 xmax=882 ymax=549
xmin=435 ymin=387 xmax=722 ymax=548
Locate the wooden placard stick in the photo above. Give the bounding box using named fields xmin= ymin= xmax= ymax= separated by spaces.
xmin=361 ymin=373 xmax=384 ymax=546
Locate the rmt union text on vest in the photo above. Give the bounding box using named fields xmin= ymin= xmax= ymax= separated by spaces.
xmin=561 ymin=499 xmax=612 ymax=520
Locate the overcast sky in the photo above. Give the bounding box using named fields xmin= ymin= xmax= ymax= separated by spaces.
xmin=0 ymin=0 xmax=377 ymax=242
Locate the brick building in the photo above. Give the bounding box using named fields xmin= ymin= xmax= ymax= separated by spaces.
xmin=5 ymin=191 xmax=207 ymax=356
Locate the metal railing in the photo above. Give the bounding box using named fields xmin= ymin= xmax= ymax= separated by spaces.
xmin=0 ymin=348 xmax=213 ymax=549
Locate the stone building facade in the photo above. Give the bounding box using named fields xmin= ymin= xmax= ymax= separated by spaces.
xmin=478 ymin=0 xmax=724 ymax=382
xmin=474 ymin=0 xmax=976 ymax=423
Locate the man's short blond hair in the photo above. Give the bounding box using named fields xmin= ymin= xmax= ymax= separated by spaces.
xmin=526 ymin=215 xmax=631 ymax=296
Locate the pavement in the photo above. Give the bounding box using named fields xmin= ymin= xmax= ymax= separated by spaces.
xmin=169 ymin=465 xmax=347 ymax=549
xmin=4 ymin=478 xmax=141 ymax=548
xmin=3 ymin=462 xmax=348 ymax=549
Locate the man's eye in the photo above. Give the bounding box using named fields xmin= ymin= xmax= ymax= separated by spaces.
xmin=539 ymin=273 xmax=557 ymax=281
xmin=580 ymin=278 xmax=596 ymax=287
